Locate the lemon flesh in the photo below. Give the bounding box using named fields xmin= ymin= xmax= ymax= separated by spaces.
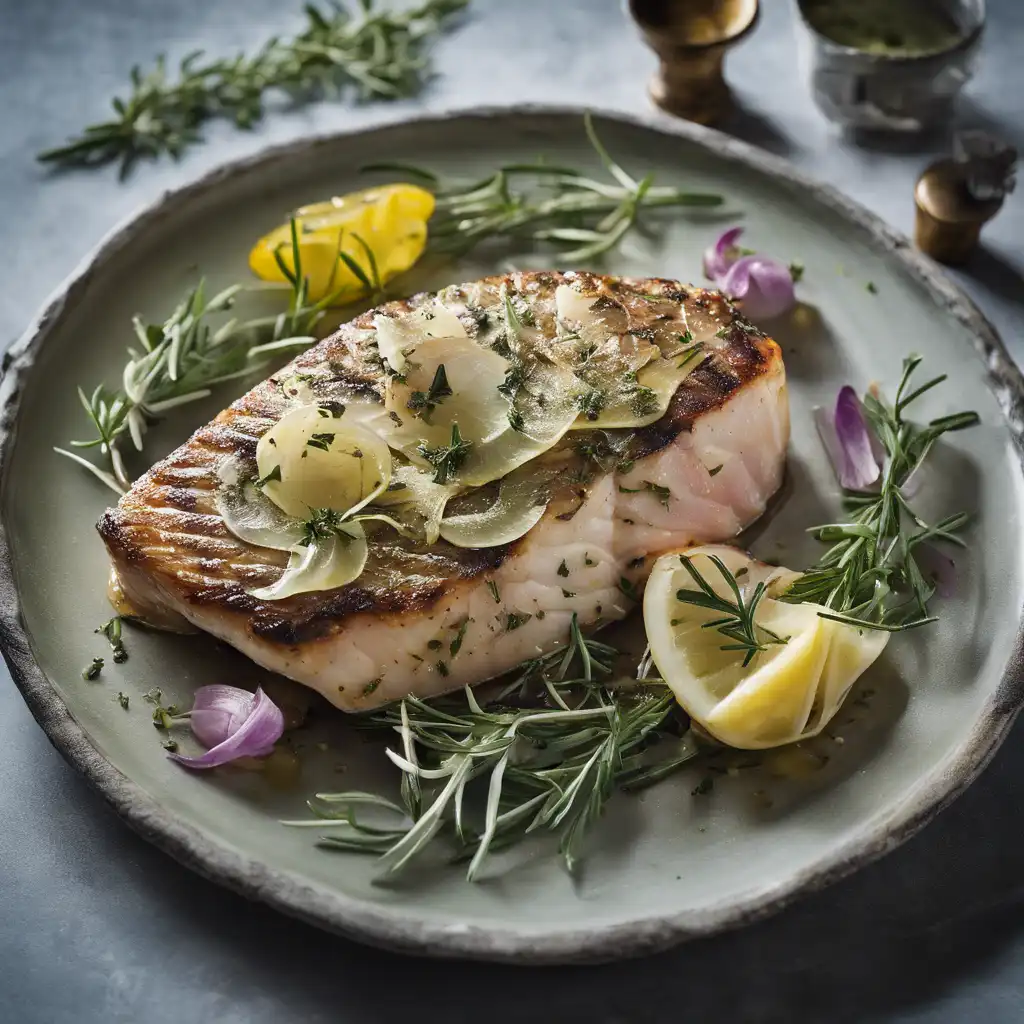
xmin=644 ymin=545 xmax=888 ymax=750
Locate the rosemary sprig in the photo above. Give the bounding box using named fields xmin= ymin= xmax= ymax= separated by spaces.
xmin=675 ymin=555 xmax=787 ymax=667
xmin=783 ymin=355 xmax=978 ymax=629
xmin=365 ymin=112 xmax=723 ymax=265
xmin=55 ymin=218 xmax=364 ymax=493
xmin=38 ymin=0 xmax=469 ymax=176
xmin=287 ymin=614 xmax=694 ymax=878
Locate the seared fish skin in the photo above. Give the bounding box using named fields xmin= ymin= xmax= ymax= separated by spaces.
xmin=99 ymin=271 xmax=788 ymax=711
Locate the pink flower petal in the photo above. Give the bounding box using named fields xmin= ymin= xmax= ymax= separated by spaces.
xmin=188 ymin=683 xmax=256 ymax=748
xmin=834 ymin=386 xmax=881 ymax=490
xmin=170 ymin=687 xmax=284 ymax=769
xmin=702 ymin=226 xmax=745 ymax=281
xmin=720 ymin=256 xmax=796 ymax=319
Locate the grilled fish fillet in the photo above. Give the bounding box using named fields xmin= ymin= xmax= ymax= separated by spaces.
xmin=99 ymin=271 xmax=789 ymax=711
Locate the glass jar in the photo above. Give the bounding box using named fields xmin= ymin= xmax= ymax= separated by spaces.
xmin=793 ymin=0 xmax=985 ymax=133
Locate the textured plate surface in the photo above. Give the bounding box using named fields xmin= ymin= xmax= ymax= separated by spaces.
xmin=2 ymin=107 xmax=1023 ymax=964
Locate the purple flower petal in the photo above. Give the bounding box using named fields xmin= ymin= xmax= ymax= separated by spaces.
xmin=720 ymin=256 xmax=796 ymax=319
xmin=833 ymin=386 xmax=881 ymax=490
xmin=703 ymin=226 xmax=745 ymax=281
xmin=170 ymin=687 xmax=284 ymax=769
xmin=915 ymin=543 xmax=957 ymax=598
xmin=188 ymin=683 xmax=256 ymax=748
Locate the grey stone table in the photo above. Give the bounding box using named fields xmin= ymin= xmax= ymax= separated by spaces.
xmin=2 ymin=1 xmax=1024 ymax=1021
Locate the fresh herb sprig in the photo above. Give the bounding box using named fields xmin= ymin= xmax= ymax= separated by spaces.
xmin=365 ymin=113 xmax=723 ymax=265
xmin=675 ymin=555 xmax=787 ymax=667
xmin=38 ymin=0 xmax=469 ymax=176
xmin=287 ymin=614 xmax=694 ymax=878
xmin=784 ymin=355 xmax=978 ymax=629
xmin=55 ymin=219 xmax=367 ymax=493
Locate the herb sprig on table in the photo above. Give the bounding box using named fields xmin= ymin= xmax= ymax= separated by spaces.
xmin=38 ymin=0 xmax=469 ymax=176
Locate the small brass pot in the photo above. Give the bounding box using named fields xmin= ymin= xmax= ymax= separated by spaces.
xmin=627 ymin=0 xmax=760 ymax=125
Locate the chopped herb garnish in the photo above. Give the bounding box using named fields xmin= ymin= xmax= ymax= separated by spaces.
xmin=618 ymin=480 xmax=672 ymax=507
xmin=557 ymin=559 xmax=570 ymax=577
xmin=508 ymin=407 xmax=525 ymax=432
xmin=318 ymin=401 xmax=345 ymax=418
xmin=162 ymin=739 xmax=179 ymax=753
xmin=117 ymin=691 xmax=130 ymax=710
xmin=436 ymin=660 xmax=450 ymax=677
xmin=577 ymin=388 xmax=606 ymax=421
xmin=306 ymin=431 xmax=336 ymax=452
xmin=96 ymin=616 xmax=128 ymax=663
xmin=417 ymin=422 xmax=472 ymax=484
xmin=301 ymin=507 xmax=349 ymax=544
xmin=866 ymin=281 xmax=878 ymax=294
xmin=692 ymin=777 xmax=714 ymax=796
xmin=427 ymin=639 xmax=443 ymax=651
xmin=256 ymin=464 xmax=282 ymax=487
xmin=561 ymin=588 xmax=576 ymax=598
xmin=618 ymin=577 xmax=640 ymax=600
xmin=407 ymin=363 xmax=453 ymax=419
xmin=677 ymin=342 xmax=705 ymax=370
xmin=487 ymin=580 xmax=500 ymax=603
xmin=497 ymin=362 xmax=527 ymax=399
xmin=629 ymin=384 xmax=659 ymax=418
xmin=82 ymin=657 xmax=104 ymax=681
xmin=678 ymin=329 xmax=694 ymax=344
xmin=449 ymin=619 xmax=470 ymax=658
xmin=789 ymin=261 xmax=805 ymax=283
xmin=708 ymin=464 xmax=724 ymax=477
xmin=363 ymin=678 xmax=382 ymax=696
xmin=505 ymin=611 xmax=532 ymax=631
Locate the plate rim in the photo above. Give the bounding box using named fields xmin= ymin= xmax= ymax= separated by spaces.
xmin=2 ymin=103 xmax=1024 ymax=964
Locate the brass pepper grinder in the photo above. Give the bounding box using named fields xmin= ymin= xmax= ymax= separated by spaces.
xmin=914 ymin=132 xmax=1018 ymax=266
xmin=628 ymin=0 xmax=759 ymax=125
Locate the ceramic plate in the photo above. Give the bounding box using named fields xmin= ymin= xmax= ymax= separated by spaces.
xmin=3 ymin=107 xmax=1023 ymax=964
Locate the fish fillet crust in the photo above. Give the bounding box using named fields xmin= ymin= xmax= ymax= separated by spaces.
xmin=99 ymin=271 xmax=789 ymax=711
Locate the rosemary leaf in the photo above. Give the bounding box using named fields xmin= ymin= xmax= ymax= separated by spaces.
xmin=39 ymin=0 xmax=469 ymax=175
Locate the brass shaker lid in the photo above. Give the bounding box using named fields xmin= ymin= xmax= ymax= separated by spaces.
xmin=915 ymin=131 xmax=1017 ymax=226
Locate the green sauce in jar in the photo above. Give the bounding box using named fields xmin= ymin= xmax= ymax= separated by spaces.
xmin=801 ymin=0 xmax=965 ymax=56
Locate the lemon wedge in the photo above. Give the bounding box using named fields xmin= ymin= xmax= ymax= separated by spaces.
xmin=249 ymin=184 xmax=435 ymax=303
xmin=644 ymin=545 xmax=888 ymax=749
